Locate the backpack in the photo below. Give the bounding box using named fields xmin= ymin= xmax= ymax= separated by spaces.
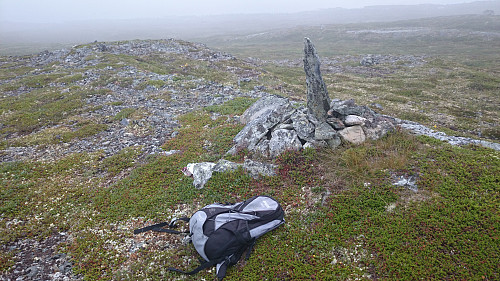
xmin=134 ymin=195 xmax=285 ymax=280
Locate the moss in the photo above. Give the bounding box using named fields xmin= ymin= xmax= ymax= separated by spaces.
xmin=57 ymin=73 xmax=84 ymax=84
xmin=204 ymin=97 xmax=258 ymax=116
xmin=100 ymin=147 xmax=142 ymax=176
xmin=60 ymin=123 xmax=108 ymax=142
xmin=113 ymin=108 xmax=136 ymax=121
xmin=0 ymin=89 xmax=86 ymax=135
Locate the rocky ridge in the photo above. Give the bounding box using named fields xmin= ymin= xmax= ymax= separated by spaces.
xmin=0 ymin=39 xmax=264 ymax=163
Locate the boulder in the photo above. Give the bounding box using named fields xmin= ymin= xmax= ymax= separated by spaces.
xmin=326 ymin=137 xmax=342 ymax=149
xmin=360 ymin=55 xmax=379 ymax=66
xmin=183 ymin=159 xmax=277 ymax=188
xmin=304 ymin=140 xmax=328 ymax=149
xmin=278 ymin=123 xmax=294 ymax=130
xmin=185 ymin=162 xmax=216 ymax=189
xmin=229 ymin=96 xmax=295 ymax=154
xmin=269 ymin=129 xmax=303 ymax=158
xmin=304 ymin=38 xmax=331 ymax=122
xmin=254 ymin=139 xmax=271 ymax=158
xmin=339 ymin=125 xmax=366 ymax=145
xmin=213 ymin=159 xmax=241 ymax=173
xmin=329 ymin=99 xmax=373 ymax=117
xmin=314 ymin=122 xmax=338 ymax=140
xmin=364 ymin=120 xmax=396 ymax=141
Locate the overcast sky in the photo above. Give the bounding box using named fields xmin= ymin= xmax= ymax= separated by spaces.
xmin=0 ymin=0 xmax=480 ymax=23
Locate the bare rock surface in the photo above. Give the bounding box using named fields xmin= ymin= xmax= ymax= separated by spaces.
xmin=269 ymin=129 xmax=303 ymax=158
xmin=396 ymin=119 xmax=500 ymax=151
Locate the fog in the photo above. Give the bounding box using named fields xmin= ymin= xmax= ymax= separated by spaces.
xmin=0 ymin=0 xmax=498 ymax=55
xmin=0 ymin=0 xmax=477 ymax=22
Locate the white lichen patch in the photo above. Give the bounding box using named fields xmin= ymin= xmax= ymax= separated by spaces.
xmin=330 ymin=236 xmax=373 ymax=280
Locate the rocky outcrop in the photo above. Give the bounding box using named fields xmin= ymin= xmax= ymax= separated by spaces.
xmin=0 ymin=40 xmax=264 ymax=163
xmin=228 ymin=95 xmax=295 ymax=155
xmin=360 ymin=55 xmax=380 ymax=66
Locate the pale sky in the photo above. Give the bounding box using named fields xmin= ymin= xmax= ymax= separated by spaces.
xmin=0 ymin=0 xmax=479 ymax=23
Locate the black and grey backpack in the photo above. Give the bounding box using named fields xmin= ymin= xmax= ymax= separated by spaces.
xmin=134 ymin=195 xmax=285 ymax=280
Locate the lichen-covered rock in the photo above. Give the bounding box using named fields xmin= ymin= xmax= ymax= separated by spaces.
xmin=185 ymin=162 xmax=216 ymax=189
xmin=360 ymin=55 xmax=380 ymax=66
xmin=304 ymin=140 xmax=328 ymax=149
xmin=213 ymin=159 xmax=241 ymax=173
xmin=239 ymin=94 xmax=290 ymax=124
xmin=304 ymin=38 xmax=331 ymax=122
xmin=326 ymin=137 xmax=342 ymax=149
xmin=243 ymin=159 xmax=277 ymax=179
xmin=364 ymin=117 xmax=396 ymax=140
xmin=254 ymin=139 xmax=271 ymax=158
xmin=229 ymin=96 xmax=295 ymax=154
xmin=329 ymin=99 xmax=373 ymax=117
xmin=269 ymin=129 xmax=303 ymax=158
xmin=314 ymin=122 xmax=338 ymax=140
xmin=184 ymin=158 xmax=277 ymax=188
xmin=291 ymin=110 xmax=316 ymax=141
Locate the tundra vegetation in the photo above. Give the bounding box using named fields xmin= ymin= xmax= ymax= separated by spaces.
xmin=0 ymin=15 xmax=499 ymax=280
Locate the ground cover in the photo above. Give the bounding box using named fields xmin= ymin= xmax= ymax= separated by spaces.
xmin=1 ymin=97 xmax=498 ymax=280
xmin=0 ymin=15 xmax=499 ymax=279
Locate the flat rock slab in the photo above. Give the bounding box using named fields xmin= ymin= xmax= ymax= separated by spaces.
xmin=239 ymin=95 xmax=291 ymax=125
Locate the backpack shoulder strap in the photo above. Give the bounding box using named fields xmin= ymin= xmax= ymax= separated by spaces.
xmin=134 ymin=221 xmax=169 ymax=234
xmin=133 ymin=217 xmax=190 ymax=235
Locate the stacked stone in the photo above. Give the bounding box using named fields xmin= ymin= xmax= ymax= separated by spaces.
xmin=227 ymin=95 xmax=396 ymax=158
xmin=227 ymin=38 xmax=395 ymax=158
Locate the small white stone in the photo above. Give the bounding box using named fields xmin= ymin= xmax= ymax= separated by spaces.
xmin=344 ymin=115 xmax=367 ymax=126
xmin=386 ymin=203 xmax=397 ymax=212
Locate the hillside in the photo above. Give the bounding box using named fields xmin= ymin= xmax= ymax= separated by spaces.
xmin=0 ymin=35 xmax=499 ymax=280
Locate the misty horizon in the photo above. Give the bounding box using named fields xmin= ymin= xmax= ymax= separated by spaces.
xmin=0 ymin=0 xmax=488 ymax=23
xmin=1 ymin=0 xmax=499 ymax=56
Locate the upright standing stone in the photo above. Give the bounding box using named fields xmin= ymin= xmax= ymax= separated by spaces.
xmin=304 ymin=38 xmax=331 ymax=122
